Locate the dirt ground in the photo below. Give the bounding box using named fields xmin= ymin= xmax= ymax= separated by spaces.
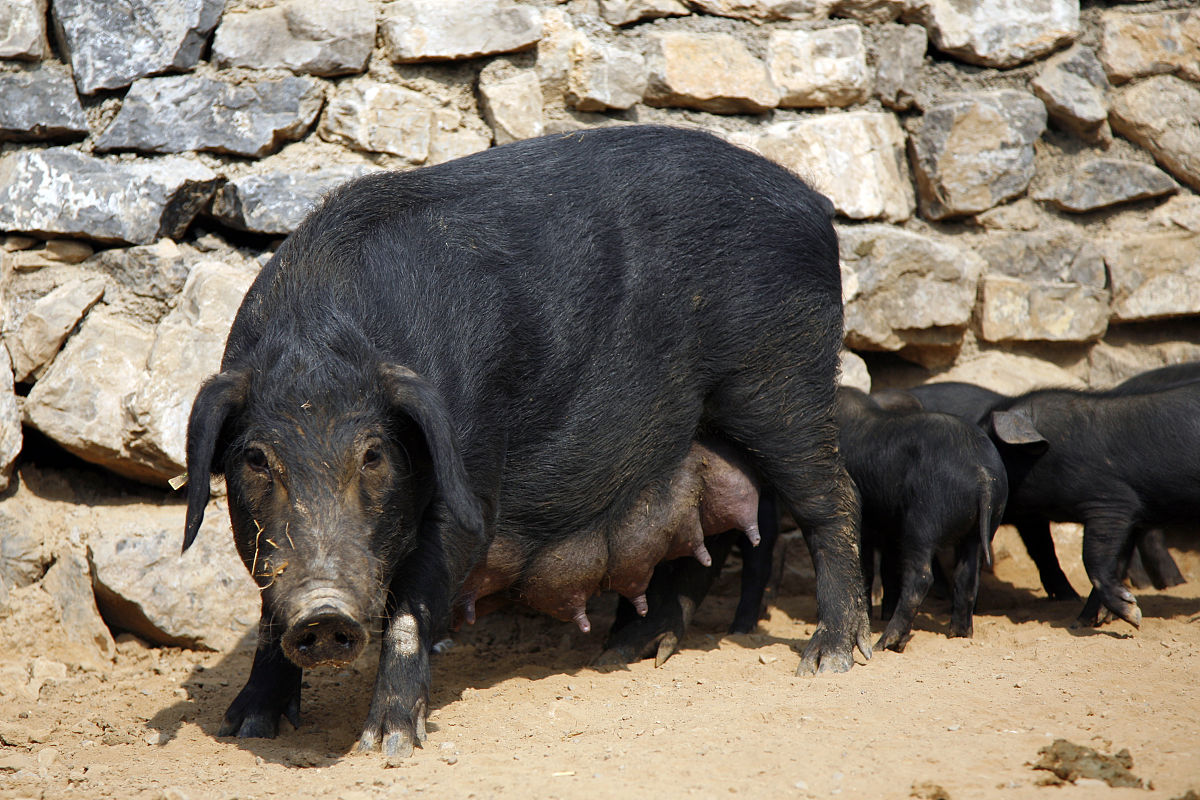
xmin=0 ymin=521 xmax=1197 ymax=800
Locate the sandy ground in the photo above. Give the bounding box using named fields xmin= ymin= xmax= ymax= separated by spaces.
xmin=0 ymin=522 xmax=1197 ymax=800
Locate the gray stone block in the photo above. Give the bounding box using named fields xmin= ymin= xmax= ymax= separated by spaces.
xmin=96 ymin=73 xmax=325 ymax=158
xmin=1110 ymin=75 xmax=1200 ymax=192
xmin=0 ymin=148 xmax=219 ymax=245
xmin=0 ymin=64 xmax=87 ymax=140
xmin=51 ymin=0 xmax=223 ymax=93
xmin=910 ymin=90 xmax=1046 ymax=220
xmin=381 ymin=0 xmax=542 ymax=63
xmin=1033 ymin=159 xmax=1178 ymax=213
xmin=1031 ymin=45 xmax=1110 ymax=144
xmin=0 ymin=0 xmax=48 ymax=59
xmin=212 ymin=0 xmax=375 ymax=77
xmin=903 ymin=0 xmax=1078 ymax=68
xmin=212 ymin=166 xmax=373 ymax=235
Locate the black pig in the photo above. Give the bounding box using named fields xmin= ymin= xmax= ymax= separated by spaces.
xmin=837 ymin=388 xmax=1008 ymax=651
xmin=184 ymin=126 xmax=871 ymax=760
xmin=988 ymin=381 xmax=1200 ymax=627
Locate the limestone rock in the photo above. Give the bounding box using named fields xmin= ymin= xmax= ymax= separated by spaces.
xmin=479 ymin=59 xmax=545 ymax=145
xmin=0 ymin=0 xmax=48 ymax=58
xmin=1084 ymin=339 xmax=1200 ymax=390
xmin=975 ymin=229 xmax=1109 ymax=347
xmin=978 ymin=276 xmax=1108 ymax=343
xmin=125 ymin=260 xmax=258 ymax=480
xmin=832 ymin=0 xmax=905 ymax=24
xmin=319 ymin=78 xmax=492 ymax=165
xmin=0 ymin=148 xmax=219 ymax=245
xmin=5 ymin=276 xmax=106 ymax=383
xmin=565 ymin=36 xmax=646 ymax=112
xmin=768 ymin=24 xmax=870 ymax=108
xmin=873 ymin=23 xmax=926 ymax=111
xmin=0 ymin=505 xmax=42 ymax=587
xmin=1030 ymin=45 xmax=1111 ymax=144
xmin=936 ymin=351 xmax=1086 ymax=395
xmin=599 ymin=0 xmax=689 ymax=26
xmin=1106 ymin=231 xmax=1200 ymax=323
xmin=39 ymin=548 xmax=115 ymax=669
xmin=909 ymin=90 xmax=1046 ymax=220
xmin=23 ymin=308 xmax=159 ymax=484
xmin=96 ymin=73 xmax=325 ymax=158
xmin=88 ymin=501 xmax=259 ymax=651
xmin=687 ymin=0 xmax=834 ymax=22
xmin=212 ymin=0 xmax=375 ymax=77
xmin=89 ymin=240 xmax=199 ymax=304
xmin=0 ymin=64 xmax=88 ymax=141
xmin=1109 ymin=75 xmax=1200 ymax=191
xmin=979 ymin=229 xmax=1106 ymax=288
xmin=1033 ymin=159 xmax=1178 ymax=213
xmin=751 ymin=112 xmax=914 ymax=222
xmin=50 ymin=0 xmax=224 ymax=94
xmin=902 ymin=0 xmax=1078 ymax=68
xmin=645 ymin=31 xmax=780 ymax=114
xmin=0 ymin=346 xmax=18 ymax=491
xmin=212 ymin=166 xmax=373 ymax=235
xmin=839 ymin=224 xmax=984 ymax=352
xmin=381 ymin=0 xmax=542 ymax=63
xmin=1099 ymin=9 xmax=1200 ymax=84
xmin=839 ymin=350 xmax=871 ymax=393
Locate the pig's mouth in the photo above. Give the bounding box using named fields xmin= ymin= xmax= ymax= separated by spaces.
xmin=280 ymin=589 xmax=369 ymax=669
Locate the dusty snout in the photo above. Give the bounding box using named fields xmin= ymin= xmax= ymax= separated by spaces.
xmin=279 ymin=588 xmax=369 ymax=669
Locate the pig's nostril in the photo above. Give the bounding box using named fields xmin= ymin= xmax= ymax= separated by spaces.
xmin=282 ymin=608 xmax=367 ymax=668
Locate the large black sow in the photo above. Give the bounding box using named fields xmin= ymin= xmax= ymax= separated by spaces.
xmin=183 ymin=126 xmax=871 ymax=760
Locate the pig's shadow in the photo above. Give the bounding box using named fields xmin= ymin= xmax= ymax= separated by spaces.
xmin=143 ymin=585 xmax=816 ymax=766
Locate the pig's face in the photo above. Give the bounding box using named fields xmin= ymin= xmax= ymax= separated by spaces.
xmin=184 ymin=342 xmax=485 ymax=672
xmin=225 ymin=403 xmax=426 ymax=669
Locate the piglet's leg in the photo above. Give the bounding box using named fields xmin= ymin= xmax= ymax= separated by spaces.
xmin=1135 ymin=528 xmax=1185 ymax=590
xmin=729 ymin=493 xmax=779 ymax=635
xmin=219 ymin=613 xmax=302 ymax=739
xmin=1079 ymin=513 xmax=1141 ymax=628
xmin=948 ymin=534 xmax=982 ymax=639
xmin=1016 ymin=519 xmax=1079 ymax=602
xmin=598 ymin=531 xmax=738 ymax=667
xmin=876 ymin=518 xmax=937 ymax=653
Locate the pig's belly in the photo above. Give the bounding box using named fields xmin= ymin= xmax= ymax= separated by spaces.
xmin=457 ymin=439 xmax=761 ymax=631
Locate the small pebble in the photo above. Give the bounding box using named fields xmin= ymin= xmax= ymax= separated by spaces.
xmin=37 ymin=748 xmax=59 ymax=768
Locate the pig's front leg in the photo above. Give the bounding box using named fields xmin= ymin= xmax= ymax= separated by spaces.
xmin=358 ymin=534 xmax=451 ymax=762
xmin=219 ymin=615 xmax=302 ymax=738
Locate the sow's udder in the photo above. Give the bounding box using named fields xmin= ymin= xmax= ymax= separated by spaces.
xmin=457 ymin=440 xmax=761 ymax=632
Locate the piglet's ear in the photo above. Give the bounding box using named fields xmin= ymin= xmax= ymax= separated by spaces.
xmin=183 ymin=369 xmax=250 ymax=553
xmin=380 ymin=364 xmax=484 ymax=543
xmin=990 ymin=409 xmax=1047 ymax=448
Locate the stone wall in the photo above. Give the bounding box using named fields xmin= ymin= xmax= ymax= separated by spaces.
xmin=1 ymin=0 xmax=1199 ymax=655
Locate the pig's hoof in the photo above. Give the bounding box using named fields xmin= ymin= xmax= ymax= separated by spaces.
xmin=797 ymin=612 xmax=872 ymax=675
xmin=875 ymin=628 xmax=910 ymax=653
xmin=1045 ymin=579 xmax=1081 ymax=602
xmin=359 ymin=698 xmax=427 ymax=763
xmin=218 ymin=685 xmax=301 ymax=738
xmin=654 ymin=632 xmax=679 ymax=668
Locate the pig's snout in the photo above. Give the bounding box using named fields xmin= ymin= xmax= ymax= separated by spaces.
xmin=282 ymin=603 xmax=367 ymax=669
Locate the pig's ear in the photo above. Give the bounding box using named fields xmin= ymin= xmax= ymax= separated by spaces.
xmin=990 ymin=409 xmax=1047 ymax=449
xmin=380 ymin=364 xmax=485 ymax=541
xmin=183 ymin=369 xmax=249 ymax=553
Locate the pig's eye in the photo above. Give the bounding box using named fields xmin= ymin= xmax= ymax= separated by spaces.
xmin=246 ymin=447 xmax=270 ymax=475
xmin=362 ymin=446 xmax=382 ymax=470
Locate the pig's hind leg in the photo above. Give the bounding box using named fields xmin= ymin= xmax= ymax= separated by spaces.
xmin=219 ymin=616 xmax=302 ymax=739
xmin=876 ymin=513 xmax=940 ymax=652
xmin=948 ymin=532 xmax=983 ymax=639
xmin=709 ymin=382 xmax=871 ymax=673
